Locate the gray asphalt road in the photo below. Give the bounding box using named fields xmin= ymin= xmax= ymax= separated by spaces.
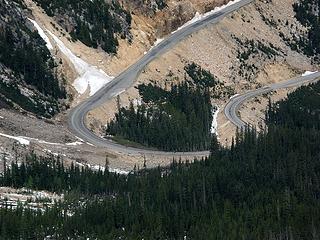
xmin=68 ymin=0 xmax=254 ymax=156
xmin=224 ymin=72 xmax=320 ymax=129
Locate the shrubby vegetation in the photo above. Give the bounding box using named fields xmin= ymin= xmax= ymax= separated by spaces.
xmin=293 ymin=0 xmax=320 ymax=58
xmin=0 ymin=0 xmax=66 ymax=117
xmin=107 ymin=82 xmax=213 ymax=151
xmin=233 ymin=36 xmax=281 ymax=81
xmin=184 ymin=62 xmax=219 ymax=88
xmin=123 ymin=0 xmax=167 ymax=17
xmin=34 ymin=0 xmax=132 ymax=54
xmin=106 ymin=64 xmax=226 ymax=151
xmin=0 ymin=80 xmax=60 ymax=117
xmin=0 ymin=27 xmax=65 ymax=100
xmin=266 ymin=81 xmax=320 ymax=128
xmin=1 ymin=80 xmax=320 ymax=239
xmin=155 ymin=0 xmax=167 ymax=10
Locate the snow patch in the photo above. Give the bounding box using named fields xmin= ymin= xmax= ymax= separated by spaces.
xmin=28 ymin=18 xmax=53 ymax=50
xmin=91 ymin=165 xmax=105 ymax=171
xmin=210 ymin=107 xmax=220 ymax=134
xmin=75 ymin=162 xmax=129 ymax=175
xmin=38 ymin=140 xmax=62 ymax=145
xmin=9 ymin=135 xmax=87 ymax=147
xmin=76 ymin=68 xmax=113 ymax=96
xmin=66 ymin=141 xmax=83 ymax=146
xmin=230 ymin=93 xmax=239 ymax=99
xmin=145 ymin=38 xmax=164 ymax=55
xmin=174 ymin=0 xmax=242 ymax=33
xmin=0 ymin=133 xmax=30 ymax=145
xmin=43 ymin=149 xmax=60 ymax=157
xmin=0 ymin=187 xmax=63 ymax=211
xmin=47 ymin=30 xmax=114 ymax=96
xmin=110 ymin=168 xmax=130 ymax=175
xmin=75 ymin=162 xmax=86 ymax=168
xmin=91 ymin=164 xmax=129 ymax=175
xmin=302 ymin=71 xmax=318 ymax=77
xmin=152 ymin=38 xmax=164 ymax=48
xmin=133 ymin=98 xmax=142 ymax=107
xmin=22 ymin=136 xmax=63 ymax=146
xmin=86 ymin=142 xmax=95 ymax=147
xmin=75 ymin=136 xmax=85 ymax=142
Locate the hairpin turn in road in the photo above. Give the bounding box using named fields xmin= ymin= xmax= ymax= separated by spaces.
xmin=68 ymin=0 xmax=319 ymax=156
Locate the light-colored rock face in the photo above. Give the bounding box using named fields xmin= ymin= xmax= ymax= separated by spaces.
xmin=123 ymin=0 xmax=233 ymax=38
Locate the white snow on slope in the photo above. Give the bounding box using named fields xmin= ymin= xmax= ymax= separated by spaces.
xmin=230 ymin=93 xmax=240 ymax=99
xmin=154 ymin=38 xmax=164 ymax=46
xmin=175 ymin=0 xmax=242 ymax=33
xmin=44 ymin=149 xmax=67 ymax=157
xmin=0 ymin=133 xmax=30 ymax=145
xmin=75 ymin=162 xmax=129 ymax=175
xmin=151 ymin=38 xmax=164 ymax=49
xmin=3 ymin=134 xmax=67 ymax=146
xmin=91 ymin=164 xmax=129 ymax=175
xmin=210 ymin=107 xmax=220 ymax=134
xmin=144 ymin=38 xmax=164 ymax=55
xmin=28 ymin=18 xmax=53 ymax=50
xmin=0 ymin=133 xmax=86 ymax=147
xmin=0 ymin=187 xmax=63 ymax=211
xmin=302 ymin=71 xmax=318 ymax=77
xmin=23 ymin=136 xmax=63 ymax=146
xmin=66 ymin=141 xmax=83 ymax=146
xmin=110 ymin=168 xmax=130 ymax=175
xmin=26 ymin=136 xmax=88 ymax=147
xmin=47 ymin=30 xmax=114 ymax=96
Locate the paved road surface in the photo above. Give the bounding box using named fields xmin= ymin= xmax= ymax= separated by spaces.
xmin=224 ymin=72 xmax=320 ymax=128
xmin=69 ymin=0 xmax=320 ymax=156
xmin=68 ymin=0 xmax=254 ymax=156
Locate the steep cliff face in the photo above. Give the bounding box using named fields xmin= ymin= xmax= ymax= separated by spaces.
xmin=0 ymin=0 xmax=66 ymax=117
xmin=122 ymin=0 xmax=231 ymax=38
